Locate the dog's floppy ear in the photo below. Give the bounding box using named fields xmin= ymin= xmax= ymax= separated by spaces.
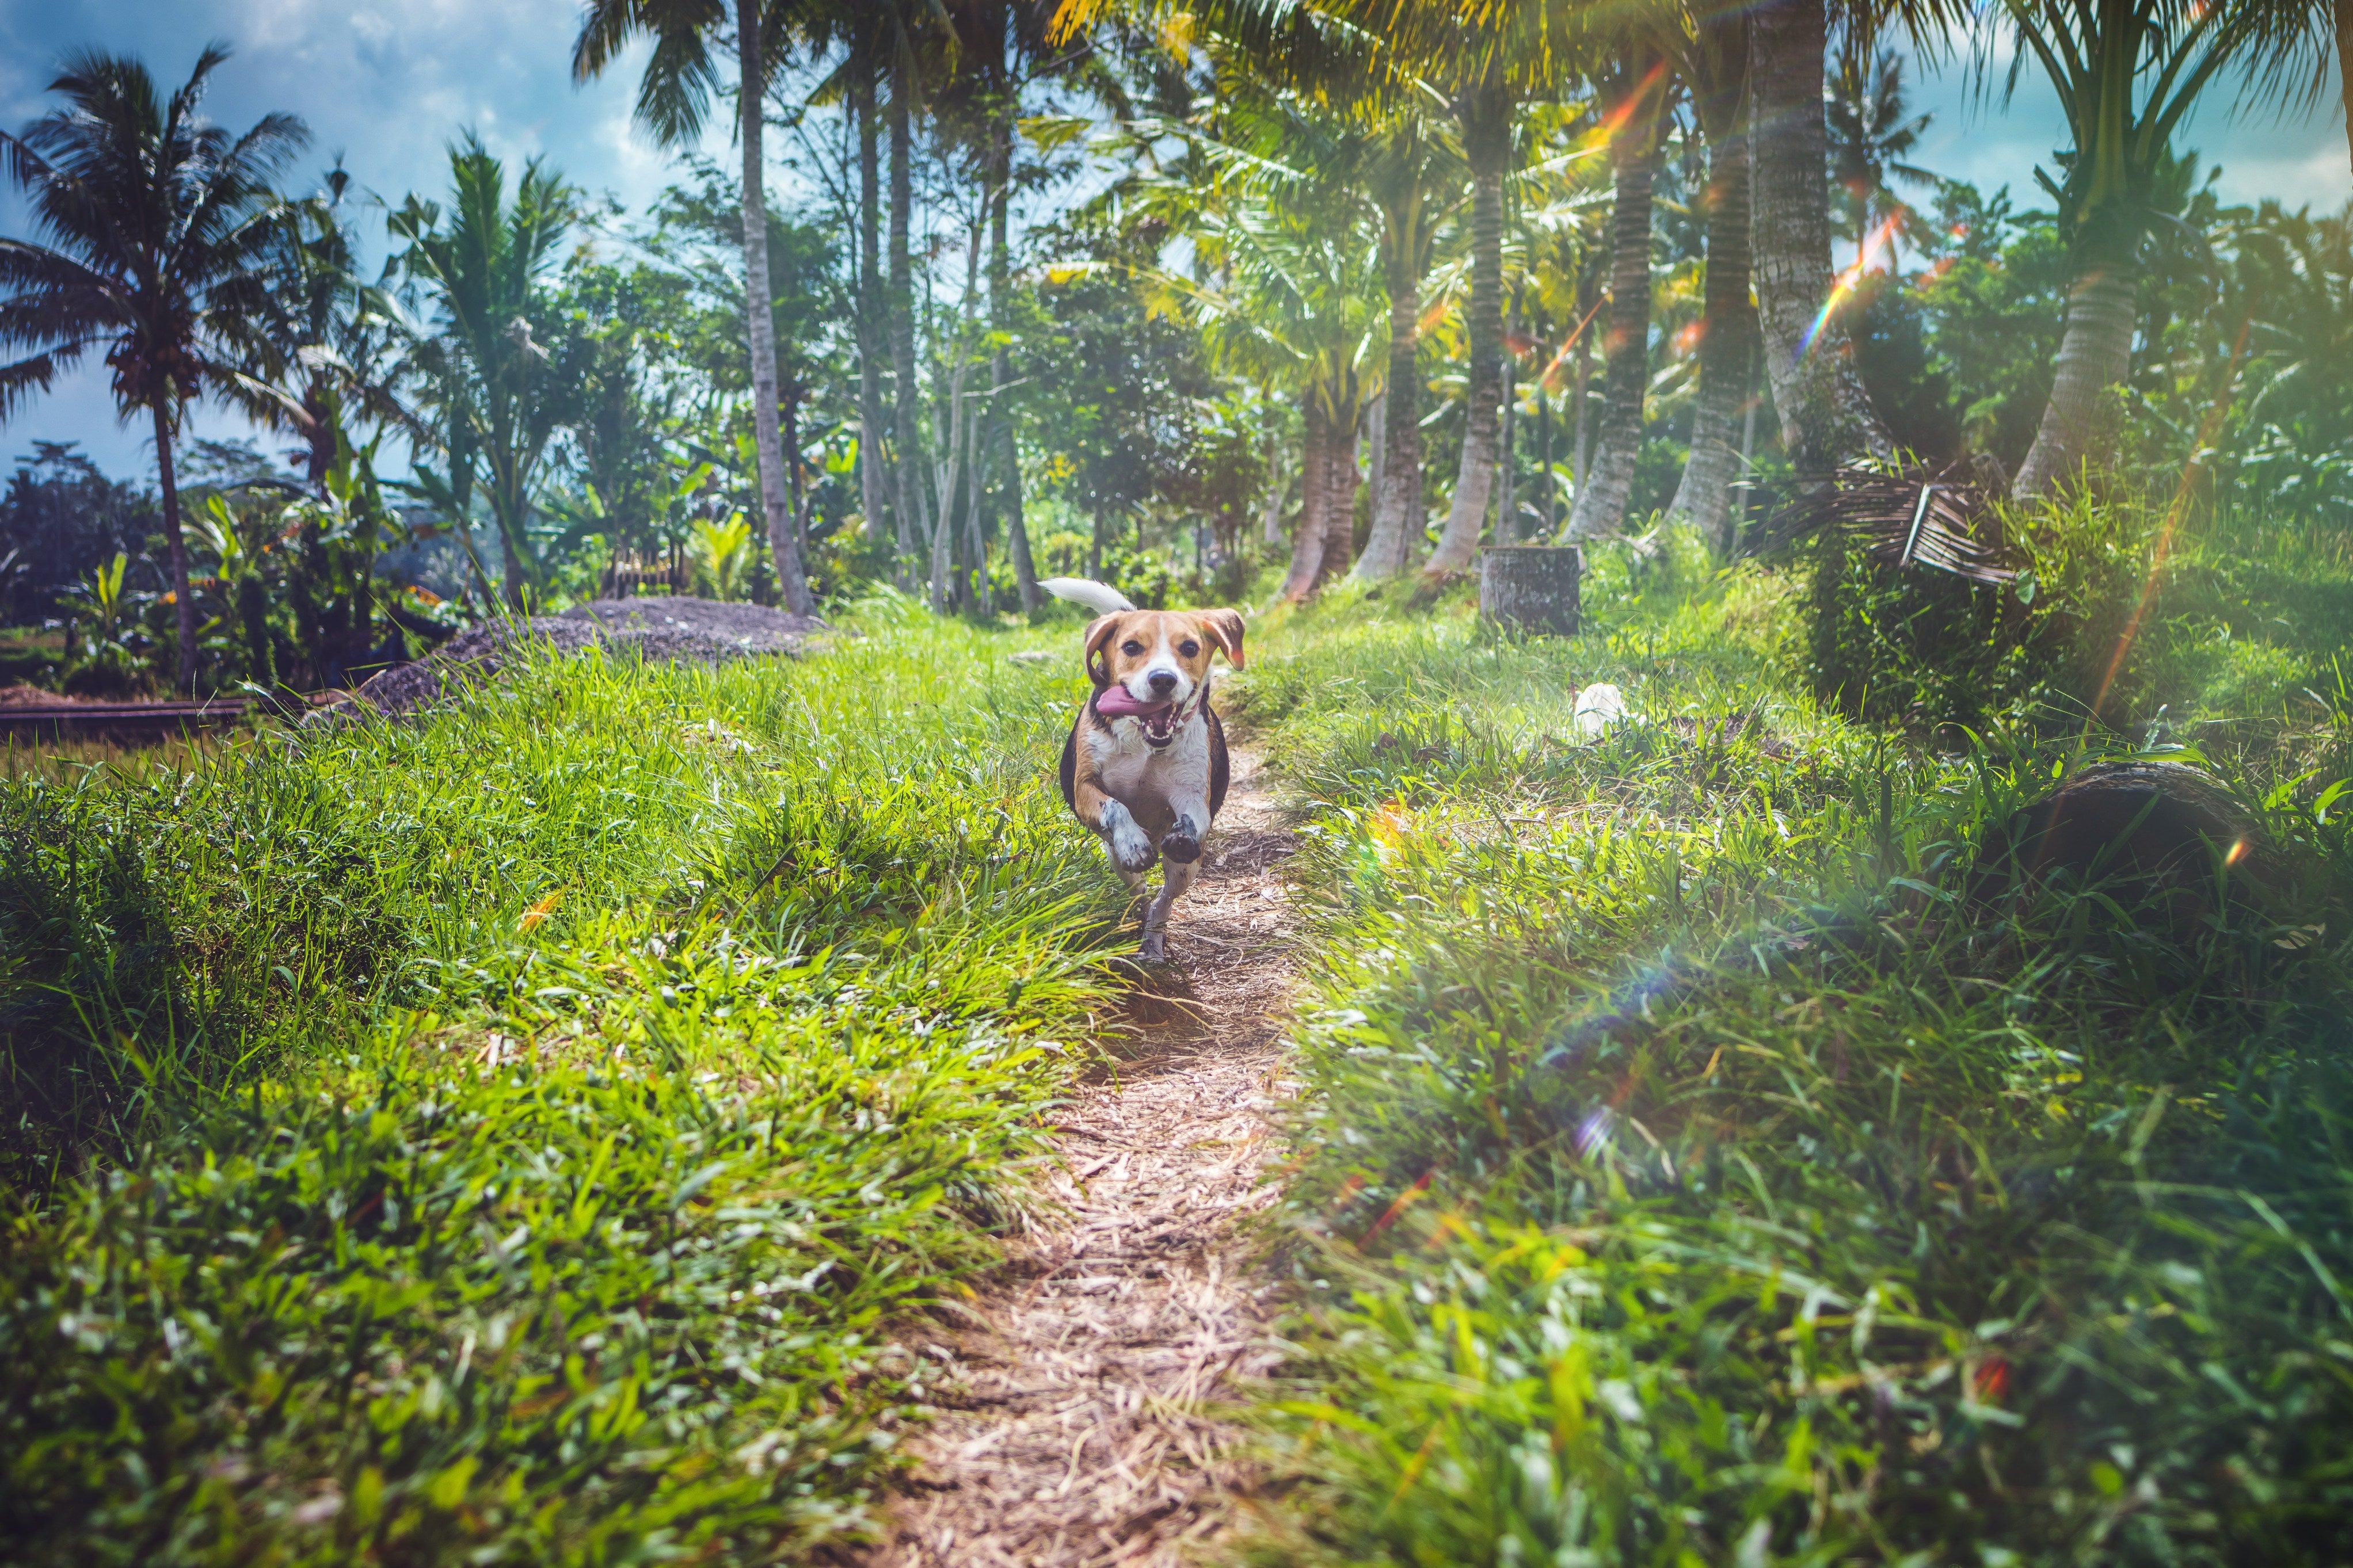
xmin=1197 ymin=608 xmax=1246 ymax=669
xmin=1082 ymin=612 xmax=1124 ymax=688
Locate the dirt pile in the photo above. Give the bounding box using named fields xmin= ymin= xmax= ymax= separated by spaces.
xmin=348 ymin=597 xmax=824 ymax=718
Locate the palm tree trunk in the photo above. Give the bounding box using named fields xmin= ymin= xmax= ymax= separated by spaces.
xmin=1566 ymin=94 xmax=1659 ymax=541
xmin=1320 ymin=392 xmax=1360 ymax=585
xmin=1537 ymin=380 xmax=1554 ymax=533
xmin=737 ymin=0 xmax=813 ymax=617
xmin=1262 ymin=415 xmax=1286 ymax=547
xmin=1669 ymin=118 xmax=1757 ymax=549
xmin=1423 ymin=86 xmax=1510 ymax=577
xmin=855 ymin=54 xmax=890 ymax=552
xmin=1749 ymin=0 xmax=1887 ymax=478
xmin=966 ymin=383 xmax=988 ymax=609
xmin=783 ymin=383 xmax=809 ymax=570
xmin=1497 ymin=312 xmax=1518 ymax=545
xmin=1572 ymin=280 xmax=1594 ymax=493
xmin=1355 ymin=183 xmax=1423 ymax=579
xmin=2339 ymin=0 xmax=2353 ymax=180
xmin=153 ymin=402 xmax=197 ymax=691
xmin=1282 ymin=392 xmax=1330 ymax=600
xmin=889 ymin=52 xmax=923 ymax=591
xmin=989 ymin=100 xmax=1041 ymax=612
xmin=2011 ymin=241 xmax=2139 ymax=499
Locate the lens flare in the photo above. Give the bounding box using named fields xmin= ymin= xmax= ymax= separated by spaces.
xmin=2089 ymin=316 xmax=2254 ymax=722
xmin=1793 ymin=213 xmax=1905 ymax=364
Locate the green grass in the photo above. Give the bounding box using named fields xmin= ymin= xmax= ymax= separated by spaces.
xmin=10 ymin=502 xmax=2353 ymax=1566
xmin=0 ymin=614 xmax=1121 ymax=1563
xmin=1233 ymin=543 xmax=2353 ymax=1566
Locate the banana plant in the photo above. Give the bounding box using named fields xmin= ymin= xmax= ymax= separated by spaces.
xmin=687 ymin=513 xmax=753 ymax=602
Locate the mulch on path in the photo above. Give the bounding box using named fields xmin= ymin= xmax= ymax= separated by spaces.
xmin=870 ymin=755 xmax=1299 ymax=1568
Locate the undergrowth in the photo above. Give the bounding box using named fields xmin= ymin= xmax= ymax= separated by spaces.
xmin=1238 ymin=548 xmax=2353 ymax=1566
xmin=0 ymin=617 xmax=1117 ymax=1563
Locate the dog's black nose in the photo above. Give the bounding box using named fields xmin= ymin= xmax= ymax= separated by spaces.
xmin=1149 ymin=670 xmax=1178 ymax=695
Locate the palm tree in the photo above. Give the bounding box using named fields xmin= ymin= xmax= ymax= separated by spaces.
xmin=1353 ymin=108 xmax=1456 ymax=581
xmin=0 ymin=45 xmax=306 ymax=690
xmin=1134 ymin=95 xmax=1385 ymax=600
xmin=1825 ymin=45 xmax=1937 ymax=266
xmin=1749 ymin=0 xmax=1891 ymax=476
xmin=1061 ymin=0 xmax=1579 ymax=579
xmin=571 ymin=0 xmax=817 ymax=615
xmin=387 ymin=139 xmax=577 ymax=607
xmin=1997 ymin=0 xmax=2289 ymax=497
xmin=1563 ymin=44 xmax=1672 ymax=540
xmin=1665 ymin=1 xmax=1761 ymax=553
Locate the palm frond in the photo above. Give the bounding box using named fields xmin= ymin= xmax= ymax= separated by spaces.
xmin=1749 ymin=457 xmax=2020 ymax=586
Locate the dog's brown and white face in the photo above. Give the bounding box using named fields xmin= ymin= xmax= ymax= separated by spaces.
xmin=1083 ymin=608 xmax=1246 ymax=747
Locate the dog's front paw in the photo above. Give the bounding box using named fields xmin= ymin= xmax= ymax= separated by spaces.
xmin=1160 ymin=823 xmax=1202 ymax=864
xmin=1107 ymin=816 xmax=1156 ymax=872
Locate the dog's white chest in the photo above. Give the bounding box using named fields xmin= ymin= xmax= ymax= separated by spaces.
xmin=1087 ymin=714 xmax=1212 ymax=836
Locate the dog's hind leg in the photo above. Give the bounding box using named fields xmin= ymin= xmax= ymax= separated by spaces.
xmin=1137 ymin=856 xmax=1198 ymax=963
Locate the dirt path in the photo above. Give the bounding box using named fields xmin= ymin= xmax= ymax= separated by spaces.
xmin=870 ymin=753 xmax=1296 ymax=1568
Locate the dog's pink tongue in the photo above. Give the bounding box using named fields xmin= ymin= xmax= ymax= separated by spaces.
xmin=1095 ymin=686 xmax=1169 ymax=719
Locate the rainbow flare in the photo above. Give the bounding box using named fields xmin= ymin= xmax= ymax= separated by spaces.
xmin=1792 ymin=212 xmax=1905 ymax=363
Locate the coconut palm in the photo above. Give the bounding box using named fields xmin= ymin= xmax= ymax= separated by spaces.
xmin=1749 ymin=0 xmax=1893 ymax=477
xmin=1664 ymin=1 xmax=1761 ymax=553
xmin=387 ymin=139 xmax=578 ymax=607
xmin=1996 ymin=0 xmax=2290 ymax=497
xmin=1362 ymin=1 xmax=1585 ymax=578
xmin=0 ymin=44 xmax=306 ymax=689
xmin=1057 ymin=0 xmax=1580 ymax=579
xmin=1133 ymin=98 xmax=1385 ymax=600
xmin=571 ymin=0 xmax=817 ymax=614
xmin=1826 ymin=45 xmax=1939 ymax=265
xmin=1563 ymin=43 xmax=1674 ymax=540
xmin=1353 ymin=106 xmax=1459 ymax=580
xmin=244 ymin=164 xmax=409 ymax=493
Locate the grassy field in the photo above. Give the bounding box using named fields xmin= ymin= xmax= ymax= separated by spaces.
xmin=0 ymin=605 xmax=1127 ymax=1563
xmin=5 ymin=499 xmax=2351 ymax=1565
xmin=1235 ymin=518 xmax=2353 ymax=1565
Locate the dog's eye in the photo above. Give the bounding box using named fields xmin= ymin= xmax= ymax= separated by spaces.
xmin=1178 ymin=640 xmax=1200 ymax=658
xmin=1121 ymin=641 xmax=1145 ymax=656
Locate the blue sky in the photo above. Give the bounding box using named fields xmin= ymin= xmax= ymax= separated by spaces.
xmin=0 ymin=2 xmax=2344 ymax=481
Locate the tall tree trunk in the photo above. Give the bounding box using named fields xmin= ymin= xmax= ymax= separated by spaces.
xmin=783 ymin=384 xmax=810 ymax=574
xmin=889 ymin=49 xmax=923 ymax=591
xmin=855 ymin=54 xmax=890 ymax=554
xmin=738 ymin=0 xmax=813 ymax=616
xmin=1282 ymin=392 xmax=1330 ymax=599
xmin=989 ymin=96 xmax=1041 ymax=611
xmin=1571 ymin=270 xmax=1596 ymax=493
xmin=2011 ymin=239 xmax=2139 ymax=499
xmin=1423 ymin=85 xmax=1510 ymax=577
xmin=153 ymin=402 xmax=196 ymax=691
xmin=1320 ymin=392 xmax=1360 ymax=584
xmin=1262 ymin=413 xmax=1286 ymax=547
xmin=1735 ymin=333 xmax=1761 ymax=554
xmin=1669 ymin=104 xmax=1757 ymax=549
xmin=1566 ymin=74 xmax=1659 ymax=542
xmin=1537 ymin=379 xmax=1554 ymax=533
xmin=1497 ymin=306 xmax=1518 ymax=545
xmin=1749 ymin=0 xmax=1887 ymax=478
xmin=2339 ymin=0 xmax=2353 ymax=180
xmin=966 ymin=385 xmax=988 ymax=609
xmin=1355 ymin=164 xmax=1425 ymax=579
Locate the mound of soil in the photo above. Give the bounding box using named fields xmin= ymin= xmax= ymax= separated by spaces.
xmin=347 ymin=597 xmax=824 ymax=718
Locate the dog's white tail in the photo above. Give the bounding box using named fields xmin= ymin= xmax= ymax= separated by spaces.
xmin=1040 ymin=577 xmax=1136 ymax=614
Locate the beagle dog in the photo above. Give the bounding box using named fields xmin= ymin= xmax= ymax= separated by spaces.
xmin=1041 ymin=578 xmax=1246 ymax=962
